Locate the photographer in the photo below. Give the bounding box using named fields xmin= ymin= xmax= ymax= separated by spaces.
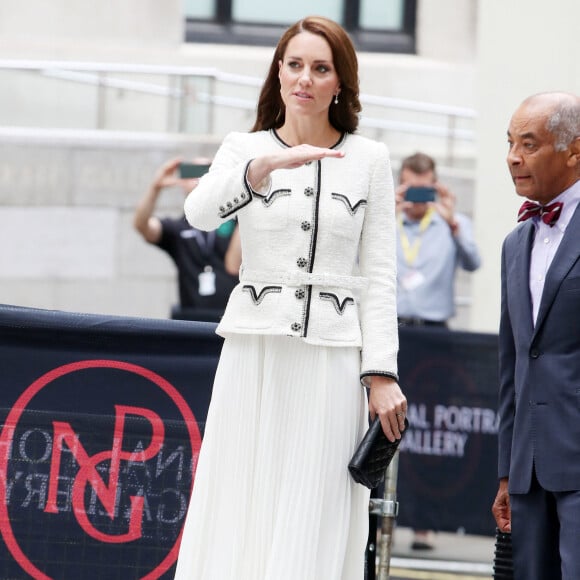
xmin=395 ymin=152 xmax=481 ymax=329
xmin=133 ymin=157 xmax=239 ymax=321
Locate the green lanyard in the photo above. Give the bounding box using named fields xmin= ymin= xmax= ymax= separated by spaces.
xmin=398 ymin=207 xmax=435 ymax=266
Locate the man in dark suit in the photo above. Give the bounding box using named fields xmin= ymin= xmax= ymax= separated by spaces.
xmin=492 ymin=92 xmax=580 ymax=580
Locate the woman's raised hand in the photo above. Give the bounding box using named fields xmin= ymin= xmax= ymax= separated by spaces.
xmin=247 ymin=145 xmax=345 ymax=189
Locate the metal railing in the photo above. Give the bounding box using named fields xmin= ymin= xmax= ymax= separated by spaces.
xmin=0 ymin=59 xmax=477 ymax=164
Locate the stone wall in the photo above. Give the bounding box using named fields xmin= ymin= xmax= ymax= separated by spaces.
xmin=0 ymin=128 xmax=477 ymax=327
xmin=0 ymin=129 xmax=220 ymax=319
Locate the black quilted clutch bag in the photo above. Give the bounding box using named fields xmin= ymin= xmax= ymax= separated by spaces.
xmin=348 ymin=417 xmax=409 ymax=489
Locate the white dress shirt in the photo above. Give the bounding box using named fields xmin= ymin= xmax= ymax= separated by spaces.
xmin=529 ymin=180 xmax=580 ymax=324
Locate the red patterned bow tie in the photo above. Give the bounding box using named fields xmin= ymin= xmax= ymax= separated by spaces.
xmin=517 ymin=200 xmax=563 ymax=227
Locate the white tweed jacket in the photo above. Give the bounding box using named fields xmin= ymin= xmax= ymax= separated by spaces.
xmin=185 ymin=129 xmax=399 ymax=383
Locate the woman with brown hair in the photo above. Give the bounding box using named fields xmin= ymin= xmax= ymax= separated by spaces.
xmin=174 ymin=15 xmax=406 ymax=580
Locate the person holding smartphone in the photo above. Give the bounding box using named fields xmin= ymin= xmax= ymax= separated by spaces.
xmin=133 ymin=156 xmax=239 ymax=321
xmin=394 ymin=151 xmax=481 ymax=550
xmin=395 ymin=152 xmax=481 ymax=329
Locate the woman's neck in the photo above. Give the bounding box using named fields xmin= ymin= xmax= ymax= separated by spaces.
xmin=277 ymin=117 xmax=341 ymax=148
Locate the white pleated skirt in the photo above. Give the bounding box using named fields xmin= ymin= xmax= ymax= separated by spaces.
xmin=174 ymin=334 xmax=370 ymax=580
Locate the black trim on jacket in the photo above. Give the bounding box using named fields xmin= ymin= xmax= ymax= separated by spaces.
xmin=360 ymin=371 xmax=400 ymax=385
xmin=331 ymin=192 xmax=368 ymax=215
xmin=242 ymin=284 xmax=282 ymax=305
xmin=319 ymin=292 xmax=355 ymax=315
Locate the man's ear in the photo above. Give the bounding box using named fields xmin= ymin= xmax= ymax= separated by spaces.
xmin=567 ymin=136 xmax=580 ymax=168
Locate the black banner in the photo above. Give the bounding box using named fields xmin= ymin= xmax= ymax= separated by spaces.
xmin=396 ymin=326 xmax=499 ymax=535
xmin=0 ymin=304 xmax=222 ymax=580
xmin=0 ymin=305 xmax=499 ymax=579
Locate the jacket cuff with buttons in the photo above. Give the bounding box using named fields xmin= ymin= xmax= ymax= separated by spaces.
xmin=185 ymin=133 xmax=268 ymax=231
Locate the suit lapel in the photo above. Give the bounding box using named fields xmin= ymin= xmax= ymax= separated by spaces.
xmin=512 ymin=221 xmax=535 ymax=339
xmin=533 ymin=204 xmax=580 ymax=336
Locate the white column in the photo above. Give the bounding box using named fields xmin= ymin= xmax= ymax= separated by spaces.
xmin=471 ymin=0 xmax=580 ymax=332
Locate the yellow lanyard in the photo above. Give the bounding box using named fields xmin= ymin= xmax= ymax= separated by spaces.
xmin=398 ymin=207 xmax=435 ymax=266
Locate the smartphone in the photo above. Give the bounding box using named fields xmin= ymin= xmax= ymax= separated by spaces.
xmin=405 ymin=186 xmax=436 ymax=203
xmin=179 ymin=162 xmax=210 ymax=179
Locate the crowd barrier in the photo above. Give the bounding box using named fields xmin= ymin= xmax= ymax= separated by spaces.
xmin=395 ymin=325 xmax=499 ymax=536
xmin=0 ymin=304 xmax=499 ymax=579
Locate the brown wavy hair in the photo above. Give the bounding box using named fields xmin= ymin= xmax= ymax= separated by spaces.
xmin=251 ymin=16 xmax=361 ymax=134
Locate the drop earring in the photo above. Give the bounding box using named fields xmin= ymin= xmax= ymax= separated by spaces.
xmin=334 ymin=93 xmax=339 ymax=105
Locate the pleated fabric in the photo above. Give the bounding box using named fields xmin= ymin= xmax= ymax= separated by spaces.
xmin=174 ymin=334 xmax=370 ymax=580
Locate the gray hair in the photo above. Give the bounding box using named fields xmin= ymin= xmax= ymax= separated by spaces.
xmin=546 ymin=96 xmax=580 ymax=151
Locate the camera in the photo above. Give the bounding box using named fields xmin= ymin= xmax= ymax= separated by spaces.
xmin=405 ymin=186 xmax=436 ymax=203
xmin=179 ymin=162 xmax=211 ymax=179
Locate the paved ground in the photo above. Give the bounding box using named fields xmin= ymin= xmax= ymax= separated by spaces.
xmin=381 ymin=526 xmax=496 ymax=579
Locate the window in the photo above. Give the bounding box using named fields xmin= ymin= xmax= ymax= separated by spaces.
xmin=184 ymin=0 xmax=416 ymax=54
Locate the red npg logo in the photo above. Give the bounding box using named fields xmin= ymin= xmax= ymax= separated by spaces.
xmin=0 ymin=360 xmax=202 ymax=580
